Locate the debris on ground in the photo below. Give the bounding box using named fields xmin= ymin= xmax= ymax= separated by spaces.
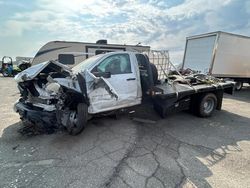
xmin=131 ymin=117 xmax=156 ymax=124
xmin=12 ymin=144 xmax=20 ymax=150
xmin=18 ymin=120 xmax=59 ymax=136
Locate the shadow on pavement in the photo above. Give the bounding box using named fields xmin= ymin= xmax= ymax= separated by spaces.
xmin=0 ymin=101 xmax=249 ymax=187
xmin=155 ymin=108 xmax=250 ymax=187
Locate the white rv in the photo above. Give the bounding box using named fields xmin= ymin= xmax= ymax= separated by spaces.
xmin=182 ymin=31 xmax=250 ymax=90
xmin=32 ymin=40 xmax=150 ymax=66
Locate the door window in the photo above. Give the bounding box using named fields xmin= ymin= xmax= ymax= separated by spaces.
xmin=93 ymin=54 xmax=131 ymax=75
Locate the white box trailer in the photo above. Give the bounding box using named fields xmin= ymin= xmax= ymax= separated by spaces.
xmin=32 ymin=40 xmax=150 ymax=66
xmin=182 ymin=31 xmax=250 ymax=90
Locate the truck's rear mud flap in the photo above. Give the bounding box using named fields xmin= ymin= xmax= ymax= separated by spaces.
xmin=224 ymin=85 xmax=234 ymax=95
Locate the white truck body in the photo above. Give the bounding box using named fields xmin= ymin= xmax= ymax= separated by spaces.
xmin=32 ymin=40 xmax=150 ymax=66
xmin=14 ymin=51 xmax=235 ymax=135
xmin=74 ymin=52 xmax=142 ymax=114
xmin=182 ymin=31 xmax=250 ymax=79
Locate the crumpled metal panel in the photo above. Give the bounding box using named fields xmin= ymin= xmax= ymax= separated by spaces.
xmin=14 ymin=61 xmax=71 ymax=83
xmin=53 ymin=77 xmax=81 ymax=93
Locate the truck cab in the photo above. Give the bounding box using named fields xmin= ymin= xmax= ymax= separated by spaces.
xmin=71 ymin=52 xmax=156 ymax=114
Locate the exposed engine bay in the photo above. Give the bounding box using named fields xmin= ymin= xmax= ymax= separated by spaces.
xmin=14 ymin=61 xmax=89 ymax=135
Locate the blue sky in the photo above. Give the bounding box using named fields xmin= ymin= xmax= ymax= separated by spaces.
xmin=0 ymin=0 xmax=249 ymax=64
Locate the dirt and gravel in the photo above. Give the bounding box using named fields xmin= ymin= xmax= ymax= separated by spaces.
xmin=0 ymin=76 xmax=249 ymax=188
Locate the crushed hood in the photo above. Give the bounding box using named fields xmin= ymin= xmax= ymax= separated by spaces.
xmin=14 ymin=61 xmax=72 ymax=83
xmin=14 ymin=60 xmax=118 ymax=102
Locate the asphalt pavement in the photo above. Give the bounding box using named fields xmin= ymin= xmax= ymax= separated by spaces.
xmin=0 ymin=77 xmax=249 ymax=188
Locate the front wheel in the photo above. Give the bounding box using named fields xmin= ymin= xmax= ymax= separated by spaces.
xmin=197 ymin=93 xmax=217 ymax=117
xmin=67 ymin=103 xmax=88 ymax=135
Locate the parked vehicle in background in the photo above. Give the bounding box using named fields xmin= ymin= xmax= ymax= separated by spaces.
xmin=16 ymin=56 xmax=32 ymax=71
xmin=14 ymin=51 xmax=234 ymax=135
xmin=32 ymin=39 xmax=150 ymax=66
xmin=0 ymin=56 xmax=21 ymax=77
xmin=182 ymin=31 xmax=250 ymax=90
xmin=17 ymin=60 xmax=31 ymax=71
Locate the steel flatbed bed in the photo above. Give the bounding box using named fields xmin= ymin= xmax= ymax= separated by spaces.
xmin=152 ymin=81 xmax=235 ymax=117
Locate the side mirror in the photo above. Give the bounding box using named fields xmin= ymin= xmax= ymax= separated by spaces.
xmin=103 ymin=72 xmax=111 ymax=78
xmin=93 ymin=72 xmax=111 ymax=78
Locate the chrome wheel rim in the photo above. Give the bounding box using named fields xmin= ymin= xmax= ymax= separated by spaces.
xmin=69 ymin=111 xmax=78 ymax=129
xmin=203 ymin=98 xmax=214 ymax=114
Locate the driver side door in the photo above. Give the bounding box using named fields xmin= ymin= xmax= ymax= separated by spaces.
xmin=88 ymin=53 xmax=141 ymax=114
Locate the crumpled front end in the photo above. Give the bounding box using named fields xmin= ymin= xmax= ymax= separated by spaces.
xmin=14 ymin=60 xmax=87 ymax=132
xmin=14 ymin=101 xmax=58 ymax=132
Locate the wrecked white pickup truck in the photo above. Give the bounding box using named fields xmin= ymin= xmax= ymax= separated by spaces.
xmin=14 ymin=52 xmax=234 ymax=135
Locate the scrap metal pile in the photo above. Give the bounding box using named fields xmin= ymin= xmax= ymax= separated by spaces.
xmin=146 ymin=50 xmax=225 ymax=86
xmin=168 ymin=71 xmax=224 ymax=86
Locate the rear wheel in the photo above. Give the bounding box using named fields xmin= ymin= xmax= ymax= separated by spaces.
xmin=197 ymin=93 xmax=217 ymax=117
xmin=67 ymin=103 xmax=88 ymax=135
xmin=235 ymin=81 xmax=243 ymax=91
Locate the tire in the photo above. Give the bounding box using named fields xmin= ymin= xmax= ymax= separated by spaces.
xmin=150 ymin=63 xmax=158 ymax=85
xmin=67 ymin=103 xmax=88 ymax=135
xmin=2 ymin=71 xmax=9 ymax=77
xmin=197 ymin=93 xmax=217 ymax=117
xmin=235 ymin=81 xmax=243 ymax=91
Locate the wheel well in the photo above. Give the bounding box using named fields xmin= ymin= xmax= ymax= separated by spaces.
xmin=190 ymin=90 xmax=223 ymax=112
xmin=62 ymin=89 xmax=87 ymax=110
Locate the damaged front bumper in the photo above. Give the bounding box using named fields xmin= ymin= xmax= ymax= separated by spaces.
xmin=14 ymin=101 xmax=57 ymax=127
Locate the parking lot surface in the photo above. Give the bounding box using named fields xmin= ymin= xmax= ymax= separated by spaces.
xmin=0 ymin=77 xmax=249 ymax=188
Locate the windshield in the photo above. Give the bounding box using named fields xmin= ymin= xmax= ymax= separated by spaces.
xmin=72 ymin=54 xmax=103 ymax=73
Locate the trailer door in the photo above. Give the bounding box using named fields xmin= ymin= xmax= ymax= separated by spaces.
xmin=183 ymin=35 xmax=217 ymax=74
xmin=212 ymin=33 xmax=250 ymax=78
